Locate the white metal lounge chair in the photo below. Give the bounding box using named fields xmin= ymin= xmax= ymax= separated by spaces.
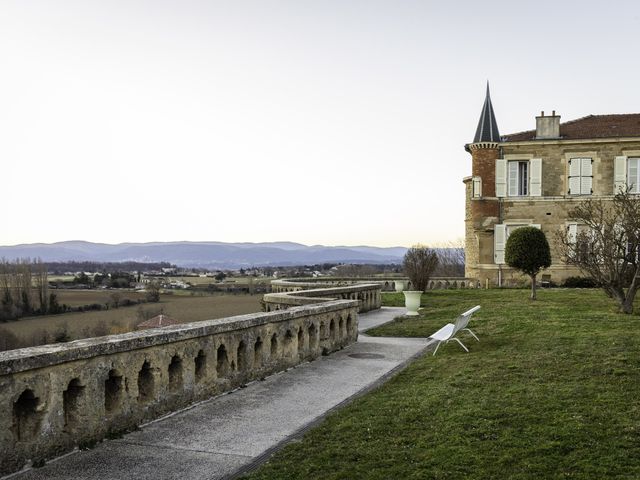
xmin=429 ymin=305 xmax=481 ymax=355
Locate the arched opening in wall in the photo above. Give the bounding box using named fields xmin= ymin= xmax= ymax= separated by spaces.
xmin=12 ymin=389 xmax=42 ymax=441
xmin=63 ymin=378 xmax=85 ymax=430
xmin=217 ymin=344 xmax=229 ymax=378
xmin=137 ymin=361 xmax=155 ymax=403
xmin=308 ymin=323 xmax=317 ymax=348
xmin=330 ymin=319 xmax=336 ymax=340
xmin=297 ymin=327 xmax=304 ymax=351
xmin=168 ymin=355 xmax=183 ymax=392
xmin=346 ymin=315 xmax=353 ymax=334
xmin=270 ymin=333 xmax=279 ymax=360
xmin=104 ymin=369 xmax=123 ymax=414
xmin=194 ymin=350 xmax=207 ymax=384
xmin=237 ymin=341 xmax=247 ymax=372
xmin=284 ymin=329 xmax=295 ymax=358
xmin=254 ymin=337 xmax=263 ymax=368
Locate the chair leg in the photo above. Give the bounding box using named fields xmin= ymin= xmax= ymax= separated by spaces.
xmin=463 ymin=328 xmax=480 ymax=342
xmin=451 ymin=337 xmax=469 ymax=352
xmin=432 ymin=341 xmax=442 ymax=356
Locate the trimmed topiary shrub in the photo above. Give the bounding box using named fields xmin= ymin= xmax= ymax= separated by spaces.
xmin=505 ymin=227 xmax=551 ymax=300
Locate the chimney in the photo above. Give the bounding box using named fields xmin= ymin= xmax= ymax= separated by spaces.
xmin=535 ymin=110 xmax=560 ymax=139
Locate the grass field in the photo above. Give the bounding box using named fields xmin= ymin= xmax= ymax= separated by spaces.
xmin=0 ymin=291 xmax=262 ymax=351
xmin=54 ymin=290 xmax=146 ymax=307
xmin=243 ymin=288 xmax=640 ymax=480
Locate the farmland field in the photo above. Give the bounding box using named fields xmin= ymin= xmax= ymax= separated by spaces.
xmin=0 ymin=291 xmax=262 ymax=351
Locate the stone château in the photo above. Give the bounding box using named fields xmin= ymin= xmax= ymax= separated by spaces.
xmin=464 ymin=84 xmax=640 ymax=285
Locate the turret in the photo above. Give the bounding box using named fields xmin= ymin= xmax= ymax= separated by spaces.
xmin=463 ymin=83 xmax=502 ymax=281
xmin=465 ymin=83 xmax=501 ymax=197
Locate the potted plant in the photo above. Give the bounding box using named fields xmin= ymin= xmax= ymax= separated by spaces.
xmin=402 ymin=245 xmax=439 ymax=316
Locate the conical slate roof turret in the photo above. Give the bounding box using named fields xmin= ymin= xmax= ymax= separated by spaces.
xmin=473 ymin=83 xmax=500 ymax=143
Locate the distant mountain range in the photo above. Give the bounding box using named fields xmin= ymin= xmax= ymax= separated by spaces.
xmin=0 ymin=241 xmax=408 ymax=268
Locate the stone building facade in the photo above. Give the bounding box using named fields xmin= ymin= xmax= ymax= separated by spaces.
xmin=464 ymin=85 xmax=640 ymax=285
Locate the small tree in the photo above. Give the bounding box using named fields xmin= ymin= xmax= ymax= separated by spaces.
xmin=557 ymin=191 xmax=640 ymax=314
xmin=145 ymin=281 xmax=161 ymax=303
xmin=505 ymin=227 xmax=551 ymax=300
xmin=403 ymin=245 xmax=439 ymax=292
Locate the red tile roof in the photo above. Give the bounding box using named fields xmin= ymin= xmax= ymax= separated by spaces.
xmin=503 ymin=114 xmax=640 ymax=142
xmin=136 ymin=314 xmax=181 ymax=330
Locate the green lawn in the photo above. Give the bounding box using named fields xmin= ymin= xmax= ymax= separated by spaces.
xmin=243 ymin=289 xmax=640 ymax=480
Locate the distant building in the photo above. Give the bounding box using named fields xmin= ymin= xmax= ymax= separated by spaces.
xmin=464 ymin=84 xmax=640 ymax=285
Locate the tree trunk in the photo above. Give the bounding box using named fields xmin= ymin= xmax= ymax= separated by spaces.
xmin=621 ymin=298 xmax=634 ymax=314
xmin=530 ymin=274 xmax=537 ymax=300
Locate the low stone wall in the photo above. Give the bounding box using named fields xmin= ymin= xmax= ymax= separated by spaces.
xmin=0 ymin=300 xmax=359 ymax=476
xmin=271 ymin=277 xmax=478 ymax=293
xmin=265 ymin=281 xmax=382 ymax=313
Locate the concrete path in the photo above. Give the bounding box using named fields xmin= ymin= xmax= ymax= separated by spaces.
xmin=10 ymin=307 xmax=433 ymax=480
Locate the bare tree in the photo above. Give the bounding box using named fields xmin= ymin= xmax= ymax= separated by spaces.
xmin=33 ymin=259 xmax=49 ymax=313
xmin=556 ymin=191 xmax=640 ymax=314
xmin=433 ymin=240 xmax=466 ymax=277
xmin=403 ymin=245 xmax=439 ymax=292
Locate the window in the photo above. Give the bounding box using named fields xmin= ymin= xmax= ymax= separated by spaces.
xmin=472 ymin=176 xmax=482 ymax=198
xmin=629 ymin=158 xmax=640 ymax=193
xmin=496 ymin=158 xmax=541 ymax=197
xmin=508 ymin=161 xmax=528 ymax=196
xmin=494 ymin=223 xmax=541 ymax=264
xmin=568 ymin=157 xmax=593 ymax=195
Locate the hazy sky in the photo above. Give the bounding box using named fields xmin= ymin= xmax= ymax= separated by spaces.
xmin=1 ymin=1 xmax=639 ymax=247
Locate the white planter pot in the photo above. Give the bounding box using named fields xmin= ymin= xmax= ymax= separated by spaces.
xmin=394 ymin=280 xmax=405 ymax=292
xmin=403 ymin=290 xmax=422 ymax=316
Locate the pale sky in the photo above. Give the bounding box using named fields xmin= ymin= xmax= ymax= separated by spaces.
xmin=1 ymin=0 xmax=639 ymax=247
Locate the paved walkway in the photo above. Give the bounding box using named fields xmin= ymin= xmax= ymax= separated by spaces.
xmin=10 ymin=307 xmax=433 ymax=480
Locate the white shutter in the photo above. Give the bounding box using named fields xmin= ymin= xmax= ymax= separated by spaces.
xmin=472 ymin=176 xmax=482 ymax=198
xmin=569 ymin=158 xmax=581 ymax=177
xmin=614 ymin=156 xmax=627 ymax=193
xmin=494 ymin=224 xmax=506 ymax=264
xmin=567 ymin=223 xmax=578 ymax=244
xmin=569 ymin=176 xmax=581 ymax=195
xmin=581 ymin=158 xmax=593 ymax=194
xmin=530 ymin=158 xmax=542 ymax=196
xmin=496 ymin=159 xmax=507 ymax=197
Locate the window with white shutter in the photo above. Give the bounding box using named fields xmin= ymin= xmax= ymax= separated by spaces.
xmin=496 ymin=159 xmax=507 ymax=197
xmin=567 ymin=158 xmax=593 ymax=195
xmin=494 ymin=224 xmax=506 ymax=264
xmin=530 ymin=158 xmax=542 ymax=196
xmin=628 ymin=158 xmax=640 ymax=194
xmin=614 ymin=156 xmax=628 ymax=193
xmin=567 ymin=223 xmax=578 ymax=244
xmin=472 ymin=176 xmax=482 ymax=198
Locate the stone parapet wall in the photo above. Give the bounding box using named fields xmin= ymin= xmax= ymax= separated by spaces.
xmin=0 ymin=300 xmax=359 ymax=476
xmin=265 ymin=282 xmax=382 ymax=312
xmin=270 ymin=277 xmax=476 ymax=296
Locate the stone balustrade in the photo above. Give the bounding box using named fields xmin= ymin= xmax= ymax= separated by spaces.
xmin=271 ymin=277 xmax=479 ymax=293
xmin=265 ymin=281 xmax=382 ymax=313
xmin=0 ymin=299 xmax=359 ymax=476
